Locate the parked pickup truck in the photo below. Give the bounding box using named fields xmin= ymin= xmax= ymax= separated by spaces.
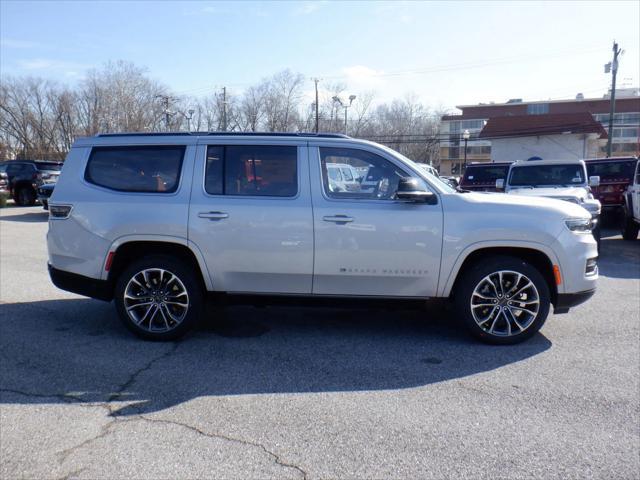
xmin=497 ymin=159 xmax=602 ymax=244
xmin=47 ymin=133 xmax=598 ymax=345
xmin=621 ymin=159 xmax=640 ymax=240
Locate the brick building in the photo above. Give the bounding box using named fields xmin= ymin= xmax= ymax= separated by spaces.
xmin=439 ymin=89 xmax=640 ymax=175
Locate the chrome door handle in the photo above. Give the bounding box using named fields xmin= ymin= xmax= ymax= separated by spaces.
xmin=323 ymin=215 xmax=354 ymax=223
xmin=198 ymin=211 xmax=229 ymax=220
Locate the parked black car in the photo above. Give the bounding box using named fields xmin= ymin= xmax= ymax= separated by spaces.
xmin=0 ymin=160 xmax=62 ymax=206
xmin=37 ymin=183 xmax=55 ymax=210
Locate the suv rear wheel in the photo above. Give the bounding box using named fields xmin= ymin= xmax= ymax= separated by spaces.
xmin=454 ymin=255 xmax=551 ymax=345
xmin=114 ymin=255 xmax=203 ymax=340
xmin=621 ymin=206 xmax=639 ymax=240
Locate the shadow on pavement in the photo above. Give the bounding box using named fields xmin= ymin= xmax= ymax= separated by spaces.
xmin=0 ymin=211 xmax=48 ymax=222
xmin=0 ymin=298 xmax=551 ymax=416
xmin=598 ymin=230 xmax=640 ymax=280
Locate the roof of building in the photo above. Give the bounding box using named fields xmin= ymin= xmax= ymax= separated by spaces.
xmin=441 ymin=95 xmax=640 ymax=121
xmin=478 ymin=112 xmax=608 ymax=140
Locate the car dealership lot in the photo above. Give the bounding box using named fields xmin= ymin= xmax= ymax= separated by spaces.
xmin=1 ymin=206 xmax=638 ymax=479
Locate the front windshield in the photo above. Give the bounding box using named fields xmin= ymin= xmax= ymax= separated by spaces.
xmin=509 ymin=164 xmax=585 ymax=187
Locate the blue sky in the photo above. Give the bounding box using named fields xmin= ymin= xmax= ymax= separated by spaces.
xmin=1 ymin=1 xmax=638 ymax=111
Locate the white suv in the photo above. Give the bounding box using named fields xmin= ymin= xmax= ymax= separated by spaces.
xmin=47 ymin=133 xmax=598 ymax=344
xmin=621 ymin=159 xmax=640 ymax=240
xmin=498 ymin=159 xmax=602 ymax=244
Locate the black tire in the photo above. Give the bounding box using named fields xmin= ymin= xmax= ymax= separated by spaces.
xmin=16 ymin=187 xmax=36 ymax=206
xmin=621 ymin=217 xmax=639 ymax=240
xmin=454 ymin=255 xmax=551 ymax=345
xmin=592 ymin=222 xmax=601 ymax=252
xmin=114 ymin=255 xmax=204 ymax=340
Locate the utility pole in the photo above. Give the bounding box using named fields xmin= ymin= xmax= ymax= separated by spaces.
xmin=605 ymin=41 xmax=623 ymax=157
xmin=312 ymin=78 xmax=320 ymax=133
xmin=221 ymin=87 xmax=227 ymax=132
xmin=155 ymin=95 xmax=174 ymax=131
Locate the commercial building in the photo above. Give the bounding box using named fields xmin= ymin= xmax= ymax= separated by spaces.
xmin=439 ymin=89 xmax=640 ymax=175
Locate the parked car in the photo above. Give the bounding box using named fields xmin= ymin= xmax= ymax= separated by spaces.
xmin=0 ymin=160 xmax=63 ymax=206
xmin=37 ymin=183 xmax=56 ymax=210
xmin=440 ymin=176 xmax=459 ymax=188
xmin=498 ymin=159 xmax=602 ymax=244
xmin=585 ymin=157 xmax=638 ymax=214
xmin=460 ymin=162 xmax=511 ymax=192
xmin=621 ymin=159 xmax=640 ymax=240
xmin=326 ymin=162 xmax=362 ymax=193
xmin=415 ymin=163 xmax=439 ymax=177
xmin=47 ymin=132 xmax=597 ymax=345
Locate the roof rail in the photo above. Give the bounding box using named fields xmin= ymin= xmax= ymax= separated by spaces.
xmin=96 ymin=132 xmax=349 ymax=139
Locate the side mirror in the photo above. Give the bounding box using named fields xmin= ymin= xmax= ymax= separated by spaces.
xmin=495 ymin=178 xmax=505 ymax=190
xmin=589 ymin=175 xmax=600 ymax=187
xmin=395 ymin=178 xmax=437 ymax=204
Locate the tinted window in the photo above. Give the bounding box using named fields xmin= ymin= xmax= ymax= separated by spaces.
xmin=586 ymin=160 xmax=637 ymax=179
xmin=462 ymin=165 xmax=509 ymax=184
xmin=509 ymin=164 xmax=585 ymax=187
xmin=85 ymin=146 xmax=185 ymax=193
xmin=320 ymin=147 xmax=411 ymax=200
xmin=204 ymin=145 xmax=297 ymax=197
xmin=204 ymin=146 xmax=224 ymax=194
xmin=35 ymin=162 xmax=62 ymax=172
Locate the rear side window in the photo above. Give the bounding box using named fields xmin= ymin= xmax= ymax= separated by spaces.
xmin=586 ymin=160 xmax=637 ymax=179
xmin=85 ymin=146 xmax=185 ymax=193
xmin=204 ymin=145 xmax=298 ymax=197
xmin=463 ymin=165 xmax=509 ymax=184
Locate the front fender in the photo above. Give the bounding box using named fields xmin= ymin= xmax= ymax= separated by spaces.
xmin=439 ymin=240 xmax=562 ymax=297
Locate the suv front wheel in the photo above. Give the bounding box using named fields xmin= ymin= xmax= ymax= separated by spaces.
xmin=114 ymin=255 xmax=203 ymax=340
xmin=454 ymin=256 xmax=551 ymax=345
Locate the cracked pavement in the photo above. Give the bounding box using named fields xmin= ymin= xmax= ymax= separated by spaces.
xmin=1 ymin=206 xmax=639 ymax=479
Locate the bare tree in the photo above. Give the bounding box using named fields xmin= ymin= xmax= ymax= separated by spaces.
xmin=0 ymin=63 xmax=443 ymax=164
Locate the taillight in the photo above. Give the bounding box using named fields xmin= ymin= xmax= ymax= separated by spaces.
xmin=49 ymin=204 xmax=72 ymax=219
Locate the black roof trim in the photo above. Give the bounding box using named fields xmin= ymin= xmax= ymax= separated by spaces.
xmin=96 ymin=132 xmax=349 ymax=139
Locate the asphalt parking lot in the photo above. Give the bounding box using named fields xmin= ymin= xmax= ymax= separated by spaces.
xmin=1 ymin=205 xmax=639 ymax=479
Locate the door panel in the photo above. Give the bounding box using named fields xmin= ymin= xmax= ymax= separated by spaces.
xmin=188 ymin=142 xmax=313 ymax=294
xmin=310 ymin=144 xmax=443 ymax=297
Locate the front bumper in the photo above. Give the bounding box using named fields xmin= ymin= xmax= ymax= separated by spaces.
xmin=554 ymin=289 xmax=596 ymax=314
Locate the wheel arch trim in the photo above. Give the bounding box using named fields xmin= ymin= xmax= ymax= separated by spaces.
xmin=440 ymin=240 xmax=562 ymax=297
xmin=101 ymin=235 xmax=214 ymax=291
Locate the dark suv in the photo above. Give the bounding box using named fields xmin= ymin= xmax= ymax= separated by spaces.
xmin=0 ymin=160 xmax=62 ymax=206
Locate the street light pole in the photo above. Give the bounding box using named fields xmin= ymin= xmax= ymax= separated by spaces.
xmin=332 ymin=94 xmax=356 ymax=135
xmin=462 ymin=129 xmax=470 ymax=172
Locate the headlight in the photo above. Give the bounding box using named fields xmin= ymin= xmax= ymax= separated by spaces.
xmin=565 ymin=218 xmax=594 ymax=233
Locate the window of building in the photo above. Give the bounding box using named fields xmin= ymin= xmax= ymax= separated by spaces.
xmin=449 ymin=121 xmax=460 ymax=133
xmin=85 ymin=146 xmax=185 ymax=193
xmin=526 ymin=103 xmax=549 ymax=115
xmin=204 ymin=145 xmax=298 ymax=197
xmin=461 ymin=119 xmax=485 ymax=130
xmin=319 ymin=147 xmax=412 ymax=200
xmin=612 ymin=127 xmax=639 ymax=138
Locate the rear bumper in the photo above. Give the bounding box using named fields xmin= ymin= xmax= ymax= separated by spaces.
xmin=553 ymin=288 xmax=596 ymax=314
xmin=48 ymin=264 xmax=113 ymax=301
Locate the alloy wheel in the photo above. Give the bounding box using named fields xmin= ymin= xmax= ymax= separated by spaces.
xmin=123 ymin=268 xmax=189 ymax=333
xmin=470 ymin=270 xmax=540 ymax=337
